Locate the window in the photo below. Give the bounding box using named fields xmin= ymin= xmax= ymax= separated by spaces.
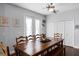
xmin=25 ymin=16 xmax=41 ymax=36
xmin=26 ymin=17 xmax=32 ymax=36
xmin=35 ymin=19 xmax=40 ymax=34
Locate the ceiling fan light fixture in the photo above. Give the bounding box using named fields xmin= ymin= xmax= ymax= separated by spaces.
xmin=48 ymin=8 xmax=54 ymax=12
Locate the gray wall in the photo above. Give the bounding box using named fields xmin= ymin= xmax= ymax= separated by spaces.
xmin=0 ymin=3 xmax=46 ymax=48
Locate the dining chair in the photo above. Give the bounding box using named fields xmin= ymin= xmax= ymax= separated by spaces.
xmin=16 ymin=36 xmax=27 ymax=45
xmin=54 ymin=33 xmax=62 ymax=39
xmin=0 ymin=42 xmax=16 ymax=56
xmin=53 ymin=33 xmax=62 ymax=47
xmin=32 ymin=35 xmax=36 ymax=40
xmin=15 ymin=36 xmax=27 ymax=56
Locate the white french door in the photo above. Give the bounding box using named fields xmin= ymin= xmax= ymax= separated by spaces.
xmin=35 ymin=19 xmax=40 ymax=34
xmin=26 ymin=17 xmax=32 ymax=36
xmin=47 ymin=20 xmax=74 ymax=47
xmin=25 ymin=16 xmax=41 ymax=36
xmin=64 ymin=20 xmax=74 ymax=47
xmin=54 ymin=21 xmax=74 ymax=47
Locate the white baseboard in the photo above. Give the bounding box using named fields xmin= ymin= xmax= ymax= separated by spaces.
xmin=64 ymin=44 xmax=79 ymax=49
xmin=73 ymin=46 xmax=79 ymax=49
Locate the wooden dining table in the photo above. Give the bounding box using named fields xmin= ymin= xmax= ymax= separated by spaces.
xmin=14 ymin=37 xmax=64 ymax=56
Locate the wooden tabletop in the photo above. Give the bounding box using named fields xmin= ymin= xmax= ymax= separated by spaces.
xmin=14 ymin=37 xmax=63 ymax=56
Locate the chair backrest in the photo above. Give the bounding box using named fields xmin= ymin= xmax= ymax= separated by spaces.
xmin=0 ymin=42 xmax=10 ymax=56
xmin=16 ymin=36 xmax=27 ymax=45
xmin=27 ymin=35 xmax=35 ymax=41
xmin=54 ymin=33 xmax=62 ymax=39
xmin=36 ymin=34 xmax=41 ymax=39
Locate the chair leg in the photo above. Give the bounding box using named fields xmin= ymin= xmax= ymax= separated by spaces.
xmin=14 ymin=48 xmax=19 ymax=56
xmin=63 ymin=47 xmax=65 ymax=56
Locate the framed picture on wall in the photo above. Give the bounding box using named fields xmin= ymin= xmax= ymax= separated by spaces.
xmin=42 ymin=20 xmax=46 ymax=27
xmin=42 ymin=20 xmax=46 ymax=23
xmin=12 ymin=17 xmax=21 ymax=27
xmin=0 ymin=16 xmax=8 ymax=27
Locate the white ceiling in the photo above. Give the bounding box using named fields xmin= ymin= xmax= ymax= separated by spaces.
xmin=12 ymin=3 xmax=79 ymax=15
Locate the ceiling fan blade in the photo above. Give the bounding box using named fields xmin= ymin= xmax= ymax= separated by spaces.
xmin=53 ymin=9 xmax=56 ymax=13
xmin=54 ymin=10 xmax=59 ymax=14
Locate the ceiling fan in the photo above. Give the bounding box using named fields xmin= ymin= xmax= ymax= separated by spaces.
xmin=46 ymin=3 xmax=58 ymax=13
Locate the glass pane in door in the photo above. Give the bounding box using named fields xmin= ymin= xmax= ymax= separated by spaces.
xmin=26 ymin=17 xmax=32 ymax=36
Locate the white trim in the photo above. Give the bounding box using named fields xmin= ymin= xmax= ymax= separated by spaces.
xmin=72 ymin=45 xmax=79 ymax=49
